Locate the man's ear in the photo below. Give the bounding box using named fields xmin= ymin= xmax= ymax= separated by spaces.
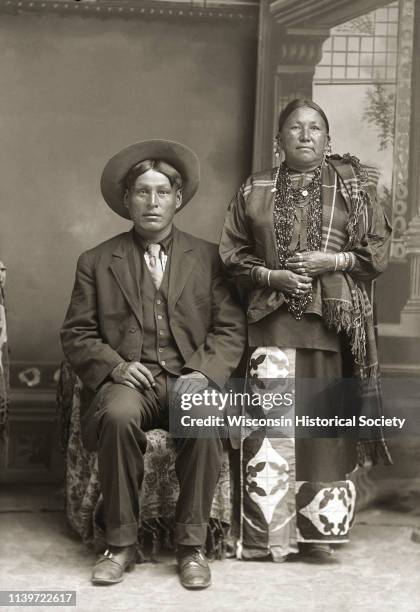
xmin=175 ymin=189 xmax=182 ymax=209
xmin=123 ymin=189 xmax=129 ymax=208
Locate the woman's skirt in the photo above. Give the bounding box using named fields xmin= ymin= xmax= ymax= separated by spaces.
xmin=238 ymin=346 xmax=357 ymax=561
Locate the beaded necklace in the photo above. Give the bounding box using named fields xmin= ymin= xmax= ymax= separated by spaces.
xmin=273 ymin=161 xmax=323 ymax=320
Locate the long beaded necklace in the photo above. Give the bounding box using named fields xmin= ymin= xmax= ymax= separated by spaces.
xmin=273 ymin=162 xmax=323 ymax=320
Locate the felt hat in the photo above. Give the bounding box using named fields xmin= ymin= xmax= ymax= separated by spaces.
xmin=100 ymin=139 xmax=200 ymax=219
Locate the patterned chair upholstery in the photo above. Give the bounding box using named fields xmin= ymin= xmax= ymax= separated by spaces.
xmin=57 ymin=362 xmax=234 ymax=559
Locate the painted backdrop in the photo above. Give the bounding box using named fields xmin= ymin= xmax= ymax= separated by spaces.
xmin=0 ymin=11 xmax=257 ymax=364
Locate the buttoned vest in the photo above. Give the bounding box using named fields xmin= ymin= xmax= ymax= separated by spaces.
xmin=140 ymin=252 xmax=184 ymax=376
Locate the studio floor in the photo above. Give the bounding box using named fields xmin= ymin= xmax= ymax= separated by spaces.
xmin=0 ymin=485 xmax=419 ymax=612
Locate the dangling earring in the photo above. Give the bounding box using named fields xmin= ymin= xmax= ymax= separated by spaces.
xmin=324 ymin=137 xmax=332 ymax=160
xmin=273 ymin=136 xmax=280 ymax=160
xmin=272 ymin=136 xmax=281 ymax=192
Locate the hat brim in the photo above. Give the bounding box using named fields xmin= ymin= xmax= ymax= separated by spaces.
xmin=100 ymin=139 xmax=200 ymax=219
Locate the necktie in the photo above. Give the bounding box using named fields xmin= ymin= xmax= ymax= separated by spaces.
xmin=145 ymin=243 xmax=164 ymax=289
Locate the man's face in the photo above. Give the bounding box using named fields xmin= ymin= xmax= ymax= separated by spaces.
xmin=278 ymin=107 xmax=328 ymax=171
xmin=124 ymin=168 xmax=182 ymax=240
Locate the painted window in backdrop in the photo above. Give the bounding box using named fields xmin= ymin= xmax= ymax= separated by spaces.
xmin=313 ymin=0 xmax=414 ymax=261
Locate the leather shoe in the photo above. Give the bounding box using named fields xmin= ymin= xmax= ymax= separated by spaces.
xmin=92 ymin=544 xmax=137 ymax=585
xmin=177 ymin=545 xmax=211 ymax=590
xmin=299 ymin=543 xmax=338 ymax=564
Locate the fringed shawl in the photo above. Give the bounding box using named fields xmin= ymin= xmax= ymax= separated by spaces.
xmin=311 ymin=156 xmax=392 ymax=466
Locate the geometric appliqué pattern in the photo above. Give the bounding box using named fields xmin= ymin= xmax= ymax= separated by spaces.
xmin=296 ymin=480 xmax=356 ymax=542
xmin=245 ymin=437 xmax=290 ymax=525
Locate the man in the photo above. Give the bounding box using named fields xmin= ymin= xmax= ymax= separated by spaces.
xmin=61 ymin=140 xmax=245 ymax=589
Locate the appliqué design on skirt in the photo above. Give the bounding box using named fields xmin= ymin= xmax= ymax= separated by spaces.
xmin=296 ymin=481 xmax=356 ymax=541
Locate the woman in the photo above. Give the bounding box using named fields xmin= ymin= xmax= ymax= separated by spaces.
xmin=220 ymin=99 xmax=392 ymax=563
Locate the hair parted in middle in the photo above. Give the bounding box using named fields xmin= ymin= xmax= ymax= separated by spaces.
xmin=125 ymin=159 xmax=183 ymax=191
xmin=277 ymin=98 xmax=330 ymax=134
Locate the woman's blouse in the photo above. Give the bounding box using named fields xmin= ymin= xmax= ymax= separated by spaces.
xmin=248 ymin=169 xmax=340 ymax=351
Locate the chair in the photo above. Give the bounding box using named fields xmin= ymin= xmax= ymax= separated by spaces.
xmin=56 ymin=362 xmax=235 ymax=560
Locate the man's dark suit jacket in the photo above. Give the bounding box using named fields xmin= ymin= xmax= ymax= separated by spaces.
xmin=61 ymin=226 xmax=246 ymax=428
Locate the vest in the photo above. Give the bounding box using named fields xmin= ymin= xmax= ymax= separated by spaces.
xmin=139 ymin=250 xmax=184 ymax=376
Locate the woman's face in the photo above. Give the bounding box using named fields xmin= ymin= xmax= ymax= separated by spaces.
xmin=278 ymin=107 xmax=329 ymax=171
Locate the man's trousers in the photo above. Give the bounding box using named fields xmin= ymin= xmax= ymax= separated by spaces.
xmin=81 ymin=373 xmax=223 ymax=547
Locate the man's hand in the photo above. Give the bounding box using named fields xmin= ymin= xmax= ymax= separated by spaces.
xmin=110 ymin=361 xmax=155 ymax=390
xmin=285 ymin=251 xmax=335 ymax=277
xmin=172 ymin=371 xmax=209 ymax=402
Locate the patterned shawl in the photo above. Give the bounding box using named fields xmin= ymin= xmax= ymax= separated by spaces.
xmin=308 ymin=155 xmax=391 ymax=466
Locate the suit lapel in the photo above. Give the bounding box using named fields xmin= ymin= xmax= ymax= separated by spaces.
xmin=168 ymin=227 xmax=195 ymax=313
xmin=109 ymin=230 xmax=143 ymax=328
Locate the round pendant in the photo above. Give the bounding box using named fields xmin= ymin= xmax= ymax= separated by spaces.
xmin=301 ymin=189 xmax=309 ymax=197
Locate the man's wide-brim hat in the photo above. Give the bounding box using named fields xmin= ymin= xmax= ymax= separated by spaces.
xmin=100 ymin=139 xmax=200 ymax=219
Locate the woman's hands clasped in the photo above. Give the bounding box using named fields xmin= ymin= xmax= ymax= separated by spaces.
xmin=269 ymin=251 xmax=336 ymax=299
xmin=285 ymin=251 xmax=335 ymax=277
xmin=269 ymin=269 xmax=313 ymax=299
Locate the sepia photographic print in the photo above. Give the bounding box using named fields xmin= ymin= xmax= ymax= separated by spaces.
xmin=0 ymin=0 xmax=419 ymax=610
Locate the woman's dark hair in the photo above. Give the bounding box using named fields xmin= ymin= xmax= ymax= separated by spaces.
xmin=278 ymin=98 xmax=329 ymax=134
xmin=125 ymin=159 xmax=183 ymax=191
